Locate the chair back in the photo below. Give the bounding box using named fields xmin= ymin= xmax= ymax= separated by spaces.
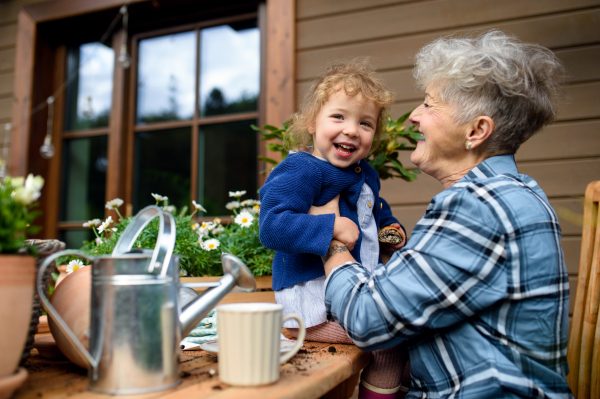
xmin=567 ymin=180 xmax=600 ymax=398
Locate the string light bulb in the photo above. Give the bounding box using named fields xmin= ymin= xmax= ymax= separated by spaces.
xmin=117 ymin=5 xmax=131 ymax=68
xmin=40 ymin=96 xmax=56 ymax=159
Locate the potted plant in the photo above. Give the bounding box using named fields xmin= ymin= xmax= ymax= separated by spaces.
xmin=67 ymin=191 xmax=273 ymax=279
xmin=0 ymin=174 xmax=44 ymax=389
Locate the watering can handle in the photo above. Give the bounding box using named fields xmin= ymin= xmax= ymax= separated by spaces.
xmin=36 ymin=250 xmax=97 ymax=371
xmin=111 ymin=205 xmax=176 ymax=276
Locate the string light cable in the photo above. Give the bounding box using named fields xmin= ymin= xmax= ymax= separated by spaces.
xmin=4 ymin=4 xmax=131 ymax=165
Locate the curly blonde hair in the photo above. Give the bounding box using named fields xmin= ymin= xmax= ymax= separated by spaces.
xmin=286 ymin=59 xmax=394 ymax=152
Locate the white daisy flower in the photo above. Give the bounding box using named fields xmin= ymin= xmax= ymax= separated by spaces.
xmin=10 ymin=177 xmax=24 ymax=188
xmin=66 ymin=259 xmax=85 ymax=274
xmin=225 ymin=201 xmax=240 ymax=210
xmin=198 ymin=228 xmax=210 ymax=239
xmin=105 ymin=198 xmax=124 ymax=210
xmin=83 ymin=219 xmax=102 ymax=228
xmin=212 ymin=226 xmax=225 ymax=235
xmin=192 ymin=200 xmax=207 ymax=212
xmin=240 ymin=199 xmax=252 ymax=207
xmin=234 ymin=211 xmax=254 ymax=228
xmin=229 ymin=190 xmax=246 ymax=198
xmin=12 ymin=174 xmax=44 ymax=205
xmin=162 ymin=205 xmax=175 ymax=213
xmin=97 ymin=216 xmax=113 ymax=234
xmin=213 ymin=217 xmax=221 ymax=224
xmin=201 ymin=239 xmax=220 ymax=251
xmin=151 ymin=193 xmax=168 ymax=202
xmin=252 ymin=204 xmax=260 ymax=215
xmin=95 ymin=237 xmax=103 ymax=246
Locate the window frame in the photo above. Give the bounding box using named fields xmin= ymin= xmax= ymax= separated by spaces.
xmin=10 ymin=0 xmax=295 ymax=240
xmin=125 ymin=12 xmax=261 ymax=216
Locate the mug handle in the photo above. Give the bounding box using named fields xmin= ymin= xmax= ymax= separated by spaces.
xmin=279 ymin=313 xmax=306 ymax=364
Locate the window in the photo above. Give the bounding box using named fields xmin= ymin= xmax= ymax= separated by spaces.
xmin=12 ymin=0 xmax=294 ymax=246
xmin=58 ymin=42 xmax=114 ymax=248
xmin=56 ymin=10 xmax=263 ymax=248
xmin=131 ymin=18 xmax=260 ymax=215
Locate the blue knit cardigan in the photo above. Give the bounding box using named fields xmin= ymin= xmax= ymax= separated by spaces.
xmin=259 ymin=151 xmax=400 ymax=290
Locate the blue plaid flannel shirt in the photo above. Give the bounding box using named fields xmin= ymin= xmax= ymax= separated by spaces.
xmin=325 ymin=155 xmax=572 ymax=398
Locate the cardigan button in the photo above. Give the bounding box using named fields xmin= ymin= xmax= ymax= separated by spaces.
xmin=355 ymin=166 xmax=361 ymax=173
xmin=367 ymin=202 xmax=372 ymax=208
xmin=380 ymin=203 xmax=382 ymax=209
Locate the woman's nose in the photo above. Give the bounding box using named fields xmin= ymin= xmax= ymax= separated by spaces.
xmin=409 ymin=106 xmax=422 ymax=125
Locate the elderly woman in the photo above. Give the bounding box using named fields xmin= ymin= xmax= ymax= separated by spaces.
xmin=317 ymin=31 xmax=572 ymax=398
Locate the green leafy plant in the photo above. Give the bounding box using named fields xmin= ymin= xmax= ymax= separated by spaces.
xmin=252 ymin=110 xmax=423 ymax=182
xmin=0 ymin=175 xmax=44 ymax=254
xmin=65 ymin=192 xmax=273 ymax=277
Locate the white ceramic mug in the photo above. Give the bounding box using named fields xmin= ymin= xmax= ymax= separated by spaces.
xmin=216 ymin=302 xmax=306 ymax=386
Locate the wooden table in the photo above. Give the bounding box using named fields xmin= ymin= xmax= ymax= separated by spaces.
xmin=14 ymin=341 xmax=369 ymax=399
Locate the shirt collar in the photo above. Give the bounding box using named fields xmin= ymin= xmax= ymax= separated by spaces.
xmin=460 ymin=154 xmax=519 ymax=182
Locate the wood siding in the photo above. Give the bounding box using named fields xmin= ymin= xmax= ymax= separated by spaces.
xmin=296 ymin=0 xmax=600 ymax=317
xmin=0 ymin=0 xmax=46 ymax=164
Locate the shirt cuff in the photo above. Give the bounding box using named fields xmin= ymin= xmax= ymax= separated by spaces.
xmin=323 ymin=261 xmax=358 ymax=296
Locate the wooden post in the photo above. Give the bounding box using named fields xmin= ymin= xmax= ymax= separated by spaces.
xmin=264 ymin=0 xmax=295 ymax=178
xmin=10 ymin=10 xmax=36 ymax=177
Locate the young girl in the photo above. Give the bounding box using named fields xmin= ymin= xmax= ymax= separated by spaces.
xmin=259 ymin=60 xmax=410 ymax=398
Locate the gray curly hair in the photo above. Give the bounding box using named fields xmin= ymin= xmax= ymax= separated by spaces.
xmin=414 ymin=30 xmax=565 ymax=154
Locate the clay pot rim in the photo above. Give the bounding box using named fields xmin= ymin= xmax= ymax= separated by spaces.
xmin=50 ymin=266 xmax=91 ymax=302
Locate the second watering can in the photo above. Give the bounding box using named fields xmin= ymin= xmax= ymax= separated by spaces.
xmin=37 ymin=205 xmax=256 ymax=394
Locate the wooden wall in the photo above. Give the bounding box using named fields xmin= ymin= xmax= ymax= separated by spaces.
xmin=0 ymin=0 xmax=47 ymax=164
xmin=296 ymin=0 xmax=600 ymax=316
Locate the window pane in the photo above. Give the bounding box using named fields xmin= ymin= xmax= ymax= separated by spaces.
xmin=59 ymin=229 xmax=95 ymax=250
xmin=198 ymin=120 xmax=257 ymax=215
xmin=60 ymin=136 xmax=108 ymax=221
xmin=137 ymin=31 xmax=196 ymax=124
xmin=134 ymin=127 xmax=191 ymax=213
xmin=64 ymin=43 xmax=114 ymax=131
xmin=199 ymin=21 xmax=259 ymax=117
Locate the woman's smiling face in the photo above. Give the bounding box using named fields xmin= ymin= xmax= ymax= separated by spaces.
xmin=309 ymin=88 xmax=379 ymax=169
xmin=409 ymin=84 xmax=469 ymax=181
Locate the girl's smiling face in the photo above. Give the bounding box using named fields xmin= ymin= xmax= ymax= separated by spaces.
xmin=409 ymin=84 xmax=470 ymax=181
xmin=309 ymin=89 xmax=380 ymax=169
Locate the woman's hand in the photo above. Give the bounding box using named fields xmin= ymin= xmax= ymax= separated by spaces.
xmin=309 ymin=195 xmax=359 ymax=251
xmin=380 ymin=223 xmax=406 ymax=264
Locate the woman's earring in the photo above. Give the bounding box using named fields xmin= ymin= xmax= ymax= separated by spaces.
xmin=465 ymin=141 xmax=473 ymax=150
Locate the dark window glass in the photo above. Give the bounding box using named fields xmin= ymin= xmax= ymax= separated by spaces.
xmin=59 ymin=229 xmax=96 ymax=250
xmin=64 ymin=42 xmax=114 ymax=131
xmin=133 ymin=127 xmax=191 ymax=213
xmin=60 ymin=136 xmax=108 ymax=221
xmin=137 ymin=31 xmax=196 ymax=124
xmin=198 ymin=120 xmax=257 ymax=215
xmin=199 ymin=21 xmax=260 ymax=117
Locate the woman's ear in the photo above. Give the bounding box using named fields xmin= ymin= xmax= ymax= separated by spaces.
xmin=466 ymin=116 xmax=494 ymax=149
xmin=308 ymin=123 xmax=316 ymax=135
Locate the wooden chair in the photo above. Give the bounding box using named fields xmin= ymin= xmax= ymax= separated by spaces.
xmin=567 ymin=180 xmax=600 ymax=398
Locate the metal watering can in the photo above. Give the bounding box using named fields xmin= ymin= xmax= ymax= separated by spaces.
xmin=37 ymin=206 xmax=256 ymax=394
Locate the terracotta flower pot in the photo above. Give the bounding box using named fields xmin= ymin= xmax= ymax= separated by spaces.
xmin=0 ymin=255 xmax=35 ymax=378
xmin=48 ymin=266 xmax=91 ymax=369
xmin=54 ymin=265 xmax=68 ymax=287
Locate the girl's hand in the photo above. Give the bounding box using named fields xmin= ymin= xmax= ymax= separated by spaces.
xmin=309 ymin=195 xmax=359 ymax=251
xmin=380 ymin=223 xmax=406 ymax=264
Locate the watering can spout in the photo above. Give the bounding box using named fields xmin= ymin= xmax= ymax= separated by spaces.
xmin=180 ymin=253 xmax=256 ymax=337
